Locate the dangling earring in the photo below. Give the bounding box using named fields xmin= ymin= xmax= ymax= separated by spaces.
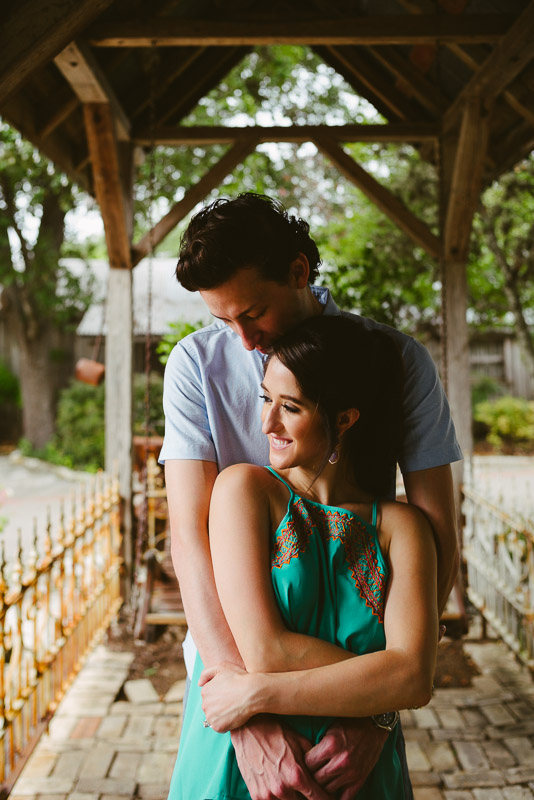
xmin=328 ymin=448 xmax=339 ymax=465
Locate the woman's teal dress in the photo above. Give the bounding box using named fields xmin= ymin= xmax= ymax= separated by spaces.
xmin=168 ymin=467 xmax=406 ymax=799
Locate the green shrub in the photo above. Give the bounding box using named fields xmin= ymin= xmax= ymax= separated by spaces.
xmin=133 ymin=372 xmax=164 ymax=437
xmin=471 ymin=375 xmax=506 ymax=410
xmin=20 ymin=372 xmax=166 ymax=471
xmin=156 ymin=320 xmax=204 ymax=366
xmin=474 ymin=395 xmax=534 ymax=449
xmin=0 ymin=360 xmax=21 ymax=406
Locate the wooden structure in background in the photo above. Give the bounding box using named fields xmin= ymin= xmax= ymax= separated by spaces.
xmin=1 ymin=0 xmax=534 ymax=564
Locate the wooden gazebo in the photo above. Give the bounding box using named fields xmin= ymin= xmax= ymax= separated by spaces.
xmin=2 ymin=0 xmax=534 ymax=559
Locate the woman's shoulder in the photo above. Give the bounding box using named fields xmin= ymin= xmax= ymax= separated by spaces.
xmin=378 ymin=500 xmax=434 ymax=546
xmin=213 ymin=464 xmax=275 ymax=503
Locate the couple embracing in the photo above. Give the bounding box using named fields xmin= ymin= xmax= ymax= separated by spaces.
xmin=160 ymin=193 xmax=462 ymax=799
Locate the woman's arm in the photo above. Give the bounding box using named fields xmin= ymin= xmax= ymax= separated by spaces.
xmin=202 ymin=500 xmax=438 ymax=731
xmin=209 ymin=465 xmax=355 ymax=673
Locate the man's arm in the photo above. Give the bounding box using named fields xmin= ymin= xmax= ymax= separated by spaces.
xmin=165 ymin=459 xmax=329 ymax=800
xmin=403 ymin=463 xmax=459 ymax=616
xmin=165 ymin=459 xmax=239 ymax=667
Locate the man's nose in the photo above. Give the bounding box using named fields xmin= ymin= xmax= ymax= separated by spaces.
xmin=236 ymin=323 xmax=259 ymax=351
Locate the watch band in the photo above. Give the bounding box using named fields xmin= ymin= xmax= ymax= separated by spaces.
xmin=371 ymin=710 xmax=400 ymax=732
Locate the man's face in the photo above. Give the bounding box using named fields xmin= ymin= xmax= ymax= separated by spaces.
xmin=199 ymin=265 xmax=307 ymax=353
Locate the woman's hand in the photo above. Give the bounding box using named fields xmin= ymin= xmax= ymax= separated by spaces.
xmin=199 ymin=662 xmax=261 ymax=733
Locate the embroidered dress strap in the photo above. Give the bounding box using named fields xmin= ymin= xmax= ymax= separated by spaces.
xmin=372 ymin=501 xmax=378 ymax=528
xmin=265 ymin=466 xmax=296 ymax=498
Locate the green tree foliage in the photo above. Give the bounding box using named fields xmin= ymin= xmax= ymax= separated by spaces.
xmin=469 ymin=155 xmax=534 ymax=377
xmin=474 ymin=396 xmax=534 ymax=451
xmin=0 ymin=120 xmax=94 ymax=447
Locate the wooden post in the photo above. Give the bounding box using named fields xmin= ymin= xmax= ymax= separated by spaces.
xmin=83 ymin=104 xmax=134 ymax=594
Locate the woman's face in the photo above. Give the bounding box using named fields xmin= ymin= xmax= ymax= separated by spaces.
xmin=261 ymin=356 xmax=329 ymax=471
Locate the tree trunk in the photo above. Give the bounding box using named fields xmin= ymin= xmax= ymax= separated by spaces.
xmin=17 ymin=327 xmax=57 ymax=449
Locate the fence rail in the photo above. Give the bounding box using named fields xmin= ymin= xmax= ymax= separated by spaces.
xmin=0 ymin=471 xmax=122 ymax=796
xmin=463 ymin=484 xmax=534 ymax=670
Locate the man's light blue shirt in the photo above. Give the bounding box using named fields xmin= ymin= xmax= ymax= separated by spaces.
xmin=160 ymin=286 xmax=462 ymax=478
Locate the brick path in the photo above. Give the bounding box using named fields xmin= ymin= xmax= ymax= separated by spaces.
xmin=10 ymin=638 xmax=534 ymax=799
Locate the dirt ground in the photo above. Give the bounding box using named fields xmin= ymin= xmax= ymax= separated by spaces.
xmin=106 ymin=613 xmax=480 ymax=698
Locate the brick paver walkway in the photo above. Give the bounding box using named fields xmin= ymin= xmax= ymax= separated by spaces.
xmin=10 ymin=638 xmax=534 ymax=799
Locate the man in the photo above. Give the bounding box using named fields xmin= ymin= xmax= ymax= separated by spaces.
xmin=160 ymin=193 xmax=462 ymax=799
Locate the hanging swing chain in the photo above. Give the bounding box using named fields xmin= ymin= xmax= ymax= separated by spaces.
xmin=436 ymin=32 xmax=449 ymax=396
xmin=133 ymin=47 xmax=158 ymax=609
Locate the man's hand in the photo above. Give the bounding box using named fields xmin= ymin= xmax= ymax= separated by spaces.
xmin=305 ymin=718 xmax=388 ymax=799
xmin=231 ymin=716 xmax=331 ymax=800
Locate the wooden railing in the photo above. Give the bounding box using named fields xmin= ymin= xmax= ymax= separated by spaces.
xmin=463 ymin=484 xmax=534 ymax=671
xmin=0 ymin=471 xmax=122 ymax=796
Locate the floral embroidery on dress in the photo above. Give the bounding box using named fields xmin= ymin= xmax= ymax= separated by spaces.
xmin=271 ymin=497 xmax=314 ymax=569
xmin=271 ymin=499 xmax=386 ymax=622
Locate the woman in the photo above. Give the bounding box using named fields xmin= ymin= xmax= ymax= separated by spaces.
xmin=169 ymin=315 xmax=438 ymax=799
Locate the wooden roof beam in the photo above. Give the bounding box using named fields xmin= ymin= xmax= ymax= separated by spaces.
xmin=133 ymin=123 xmax=439 ymax=146
xmin=0 ymin=0 xmax=114 ymax=106
xmin=444 ymin=1 xmax=534 ymax=132
xmin=87 ymin=15 xmax=513 ymax=47
xmin=131 ymin=136 xmax=259 ymax=266
xmin=447 ymin=43 xmax=534 ymax=128
xmin=83 ymin=103 xmax=132 ymax=269
xmin=366 ymin=46 xmax=447 ymax=117
xmin=444 ymin=97 xmax=490 ymax=261
xmin=313 ymin=134 xmax=439 ymax=259
xmin=326 ymin=47 xmax=428 ymax=121
xmin=54 ymin=41 xmax=131 ymax=140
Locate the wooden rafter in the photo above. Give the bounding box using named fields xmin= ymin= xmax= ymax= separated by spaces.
xmin=313 ymin=46 xmax=401 ymax=122
xmin=444 ymin=97 xmax=490 ymax=261
xmin=444 ymin=1 xmax=534 ymax=132
xmin=153 ymin=48 xmax=248 ymax=127
xmin=131 ymin=136 xmax=259 ymax=266
xmin=133 ymin=123 xmax=439 ymax=146
xmin=55 ymin=41 xmax=130 ymax=140
xmin=324 ymin=47 xmax=427 ymax=121
xmin=313 ymin=134 xmax=439 ymax=259
xmin=0 ymin=0 xmax=115 ymax=105
xmin=83 ymin=103 xmax=132 ymax=270
xmin=447 ymin=43 xmax=534 ymax=128
xmin=87 ymin=15 xmax=513 ymax=47
xmin=36 ymin=96 xmax=79 ymax=140
xmin=129 ymin=47 xmax=209 ymax=123
xmin=366 ymin=46 xmax=447 ymax=117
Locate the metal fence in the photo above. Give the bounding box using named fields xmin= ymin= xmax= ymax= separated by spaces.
xmin=0 ymin=471 xmax=122 ymax=796
xmin=463 ymin=484 xmax=534 ymax=671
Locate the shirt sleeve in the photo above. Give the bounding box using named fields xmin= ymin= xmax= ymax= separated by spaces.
xmin=399 ymin=337 xmax=463 ymax=474
xmin=158 ymin=340 xmax=216 ymax=464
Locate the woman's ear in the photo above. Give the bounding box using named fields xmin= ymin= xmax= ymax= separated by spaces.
xmin=337 ymin=408 xmax=360 ymax=437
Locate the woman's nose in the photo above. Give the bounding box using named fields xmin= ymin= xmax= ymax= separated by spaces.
xmin=262 ymin=404 xmax=280 ymax=434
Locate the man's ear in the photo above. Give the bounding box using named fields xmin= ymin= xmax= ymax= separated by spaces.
xmin=288 ymin=252 xmax=310 ymax=289
xmin=337 ymin=408 xmax=360 ymax=437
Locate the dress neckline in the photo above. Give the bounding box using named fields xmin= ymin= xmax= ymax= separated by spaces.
xmin=265 ymin=466 xmax=377 ymax=529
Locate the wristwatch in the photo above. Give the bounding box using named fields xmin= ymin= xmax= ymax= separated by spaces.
xmin=371 ymin=710 xmax=400 ymax=732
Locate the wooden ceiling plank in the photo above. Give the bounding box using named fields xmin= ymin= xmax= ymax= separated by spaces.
xmin=55 ymin=41 xmax=131 ymax=141
xmin=0 ymin=0 xmax=115 ymax=106
xmin=87 ymin=15 xmax=513 ymax=47
xmin=131 ymin=135 xmax=259 ymax=265
xmin=132 ymin=123 xmax=439 ymax=145
xmin=313 ymin=134 xmax=439 ymax=258
xmin=83 ymin=103 xmax=132 ymax=269
xmin=367 ymin=45 xmax=447 ymax=116
xmin=447 ymin=43 xmax=534 ymax=128
xmin=327 ymin=47 xmax=426 ymax=121
xmin=490 ymin=120 xmax=534 ymax=179
xmin=444 ymin=96 xmax=490 ymax=261
xmin=444 ymin=1 xmax=534 ymax=132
